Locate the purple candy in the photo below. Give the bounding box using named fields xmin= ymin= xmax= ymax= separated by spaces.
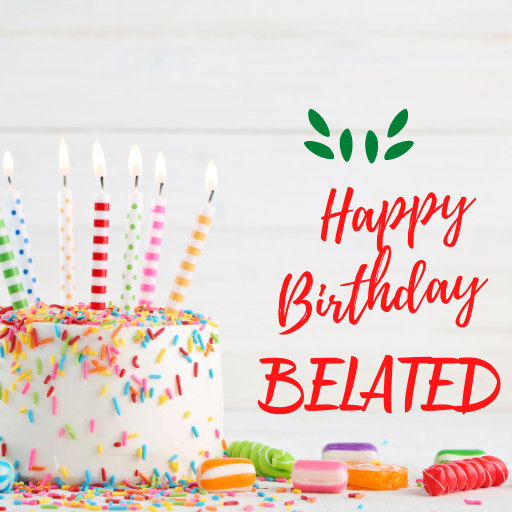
xmin=323 ymin=443 xmax=377 ymax=453
xmin=322 ymin=443 xmax=378 ymax=463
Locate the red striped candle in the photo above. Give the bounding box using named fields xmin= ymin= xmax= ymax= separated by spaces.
xmin=138 ymin=153 xmax=167 ymax=307
xmin=91 ymin=141 xmax=110 ymax=311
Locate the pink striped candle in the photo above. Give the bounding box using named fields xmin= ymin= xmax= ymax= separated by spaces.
xmin=138 ymin=152 xmax=167 ymax=307
xmin=91 ymin=141 xmax=110 ymax=311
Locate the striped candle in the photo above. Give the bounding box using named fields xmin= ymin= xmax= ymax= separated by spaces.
xmin=0 ymin=205 xmax=28 ymax=310
xmin=3 ymin=151 xmax=40 ymax=303
xmin=165 ymin=160 xmax=217 ymax=317
xmin=138 ymin=152 xmax=167 ymax=307
xmin=120 ymin=146 xmax=143 ymax=312
xmin=90 ymin=142 xmax=110 ymax=311
xmin=58 ymin=138 xmax=75 ymax=305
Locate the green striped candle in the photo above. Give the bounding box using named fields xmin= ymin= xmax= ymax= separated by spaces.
xmin=0 ymin=206 xmax=28 ymax=310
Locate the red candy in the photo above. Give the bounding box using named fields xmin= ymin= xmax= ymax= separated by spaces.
xmin=423 ymin=456 xmax=508 ymax=496
xmin=472 ymin=457 xmax=494 ymax=488
xmin=482 ymin=455 xmax=508 ymax=486
xmin=423 ymin=465 xmax=446 ymax=496
xmin=445 ymin=462 xmax=467 ymax=491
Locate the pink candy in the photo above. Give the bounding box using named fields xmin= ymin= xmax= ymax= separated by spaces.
xmin=292 ymin=459 xmax=348 ymax=493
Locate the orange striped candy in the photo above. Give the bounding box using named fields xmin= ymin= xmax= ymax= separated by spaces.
xmin=197 ymin=458 xmax=256 ymax=492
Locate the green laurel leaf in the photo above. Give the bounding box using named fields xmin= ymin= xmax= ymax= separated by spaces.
xmin=384 ymin=141 xmax=414 ymax=160
xmin=304 ymin=141 xmax=334 ymax=159
xmin=308 ymin=109 xmax=330 ymax=137
xmin=365 ymin=130 xmax=378 ymax=163
xmin=388 ymin=109 xmax=408 ymax=138
xmin=339 ymin=129 xmax=353 ymax=162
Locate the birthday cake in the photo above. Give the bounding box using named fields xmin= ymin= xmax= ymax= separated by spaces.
xmin=0 ymin=143 xmax=223 ymax=489
xmin=0 ymin=304 xmax=224 ymax=486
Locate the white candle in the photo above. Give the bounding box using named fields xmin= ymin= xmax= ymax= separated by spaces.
xmin=90 ymin=141 xmax=110 ymax=311
xmin=120 ymin=145 xmax=144 ymax=312
xmin=138 ymin=153 xmax=167 ymax=307
xmin=3 ymin=151 xmax=40 ymax=304
xmin=58 ymin=138 xmax=75 ymax=305
xmin=165 ymin=160 xmax=217 ymax=317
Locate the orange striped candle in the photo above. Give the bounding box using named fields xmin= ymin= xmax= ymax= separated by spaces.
xmin=165 ymin=160 xmax=217 ymax=317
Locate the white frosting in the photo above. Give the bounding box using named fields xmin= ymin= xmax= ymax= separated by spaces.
xmin=322 ymin=449 xmax=378 ymax=463
xmin=0 ymin=321 xmax=224 ymax=485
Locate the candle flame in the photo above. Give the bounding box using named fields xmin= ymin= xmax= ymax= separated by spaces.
xmin=205 ymin=160 xmax=218 ymax=196
xmin=128 ymin=145 xmax=142 ymax=180
xmin=59 ymin=138 xmax=70 ymax=177
xmin=92 ymin=141 xmax=107 ymax=181
xmin=3 ymin=151 xmax=14 ymax=177
xmin=155 ymin=152 xmax=166 ymax=185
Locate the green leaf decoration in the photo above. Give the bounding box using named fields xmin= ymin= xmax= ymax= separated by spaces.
xmin=304 ymin=141 xmax=334 ymax=159
xmin=365 ymin=130 xmax=378 ymax=163
xmin=339 ymin=129 xmax=353 ymax=162
xmin=308 ymin=109 xmax=330 ymax=137
xmin=387 ymin=109 xmax=408 ymax=138
xmin=384 ymin=141 xmax=414 ymax=160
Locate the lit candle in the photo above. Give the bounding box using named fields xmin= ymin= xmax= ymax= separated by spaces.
xmin=165 ymin=160 xmax=218 ymax=317
xmin=0 ymin=202 xmax=28 ymax=311
xmin=58 ymin=138 xmax=75 ymax=305
xmin=90 ymin=141 xmax=110 ymax=311
xmin=120 ymin=145 xmax=144 ymax=312
xmin=138 ymin=152 xmax=167 ymax=307
xmin=3 ymin=151 xmax=40 ymax=304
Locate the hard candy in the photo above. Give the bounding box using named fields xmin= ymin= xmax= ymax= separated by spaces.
xmin=197 ymin=458 xmax=256 ymax=492
xmin=322 ymin=443 xmax=378 ymax=463
xmin=422 ymin=456 xmax=508 ymax=496
xmin=0 ymin=460 xmax=15 ymax=493
xmin=228 ymin=441 xmax=295 ymax=478
xmin=434 ymin=449 xmax=486 ymax=464
xmin=346 ymin=461 xmax=408 ymax=490
xmin=292 ymin=460 xmax=348 ymax=493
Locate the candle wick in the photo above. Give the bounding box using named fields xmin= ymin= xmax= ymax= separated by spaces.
xmin=63 ymin=176 xmax=67 ymax=188
xmin=7 ymin=176 xmax=11 ymax=185
xmin=159 ymin=182 xmax=164 ymax=198
xmin=135 ymin=175 xmax=139 ymax=190
xmin=100 ymin=175 xmax=104 ymax=192
xmin=208 ymin=190 xmax=214 ymax=204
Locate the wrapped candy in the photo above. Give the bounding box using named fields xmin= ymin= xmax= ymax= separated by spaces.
xmin=197 ymin=458 xmax=256 ymax=492
xmin=423 ymin=456 xmax=508 ymax=496
xmin=322 ymin=442 xmax=378 ymax=463
xmin=228 ymin=441 xmax=295 ymax=478
xmin=0 ymin=460 xmax=15 ymax=493
xmin=292 ymin=460 xmax=348 ymax=493
xmin=346 ymin=461 xmax=408 ymax=490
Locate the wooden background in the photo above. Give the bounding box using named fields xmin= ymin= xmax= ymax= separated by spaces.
xmin=1 ymin=2 xmax=512 ymax=503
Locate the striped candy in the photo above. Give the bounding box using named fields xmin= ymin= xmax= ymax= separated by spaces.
xmin=197 ymin=458 xmax=256 ymax=492
xmin=165 ymin=204 xmax=215 ymax=316
xmin=292 ymin=460 xmax=348 ymax=493
xmin=0 ymin=206 xmax=28 ymax=310
xmin=91 ymin=193 xmax=110 ymax=310
xmin=0 ymin=459 xmax=15 ymax=493
xmin=138 ymin=199 xmax=166 ymax=307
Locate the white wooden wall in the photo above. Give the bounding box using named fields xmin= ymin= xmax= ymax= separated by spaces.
xmin=0 ymin=0 xmax=511 ymax=422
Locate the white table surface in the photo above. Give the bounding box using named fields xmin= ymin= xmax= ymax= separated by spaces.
xmin=1 ymin=1 xmax=512 ymax=510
